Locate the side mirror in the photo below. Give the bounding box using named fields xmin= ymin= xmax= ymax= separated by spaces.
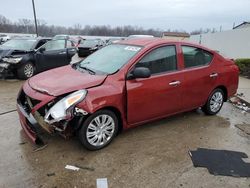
xmin=39 ymin=47 xmax=45 ymax=53
xmin=127 ymin=67 xmax=151 ymax=80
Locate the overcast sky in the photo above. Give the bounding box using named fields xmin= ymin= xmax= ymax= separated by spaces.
xmin=1 ymin=0 xmax=250 ymax=32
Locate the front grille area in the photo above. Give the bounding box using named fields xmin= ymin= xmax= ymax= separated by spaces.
xmin=17 ymin=89 xmax=41 ymax=114
xmin=28 ymin=96 xmax=40 ymax=107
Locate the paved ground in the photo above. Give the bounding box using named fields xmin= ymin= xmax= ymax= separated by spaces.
xmin=238 ymin=76 xmax=250 ymax=104
xmin=0 ymin=80 xmax=250 ymax=188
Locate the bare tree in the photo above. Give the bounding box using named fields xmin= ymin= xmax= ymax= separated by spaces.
xmin=0 ymin=14 xmax=164 ymax=37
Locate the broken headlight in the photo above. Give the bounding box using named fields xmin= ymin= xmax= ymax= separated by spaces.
xmin=44 ymin=90 xmax=87 ymax=124
xmin=2 ymin=57 xmax=22 ymax=64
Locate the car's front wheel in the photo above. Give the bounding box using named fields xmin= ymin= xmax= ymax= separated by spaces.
xmin=78 ymin=110 xmax=118 ymax=150
xmin=17 ymin=62 xmax=35 ymax=79
xmin=202 ymin=88 xmax=224 ymax=115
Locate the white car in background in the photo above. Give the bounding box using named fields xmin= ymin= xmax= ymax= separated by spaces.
xmin=0 ymin=34 xmax=10 ymax=44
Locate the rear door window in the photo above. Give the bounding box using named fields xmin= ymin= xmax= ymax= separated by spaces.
xmin=136 ymin=45 xmax=177 ymax=75
xmin=181 ymin=46 xmax=213 ymax=68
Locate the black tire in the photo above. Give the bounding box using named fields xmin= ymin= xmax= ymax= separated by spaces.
xmin=78 ymin=110 xmax=118 ymax=150
xmin=202 ymin=88 xmax=224 ymax=115
xmin=17 ymin=62 xmax=36 ymax=80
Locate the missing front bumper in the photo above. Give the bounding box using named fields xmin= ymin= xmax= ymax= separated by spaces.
xmin=17 ymin=103 xmax=52 ymax=145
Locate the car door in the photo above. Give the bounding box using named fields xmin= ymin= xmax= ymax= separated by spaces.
xmin=179 ymin=45 xmax=218 ymax=110
xmin=35 ymin=39 xmax=68 ymax=71
xmin=126 ymin=45 xmax=183 ymax=125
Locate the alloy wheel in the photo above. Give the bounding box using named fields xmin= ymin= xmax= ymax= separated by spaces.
xmin=209 ymin=91 xmax=223 ymax=113
xmin=24 ymin=64 xmax=34 ymax=78
xmin=86 ymin=114 xmax=115 ymax=147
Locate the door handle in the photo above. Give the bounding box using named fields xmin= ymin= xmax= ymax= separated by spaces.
xmin=59 ymin=51 xmax=66 ymax=54
xmin=169 ymin=80 xmax=181 ymax=86
xmin=210 ymin=73 xmax=218 ymax=78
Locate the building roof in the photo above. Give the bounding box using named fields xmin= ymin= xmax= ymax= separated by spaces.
xmin=233 ymin=22 xmax=250 ymax=29
xmin=162 ymin=32 xmax=190 ymax=37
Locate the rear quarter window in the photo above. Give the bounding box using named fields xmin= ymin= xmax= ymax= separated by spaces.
xmin=181 ymin=46 xmax=213 ymax=68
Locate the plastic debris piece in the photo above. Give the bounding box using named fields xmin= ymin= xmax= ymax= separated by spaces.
xmin=33 ymin=144 xmax=48 ymax=152
xmin=19 ymin=141 xmax=27 ymax=145
xmin=47 ymin=172 xmax=55 ymax=177
xmin=65 ymin=165 xmax=80 ymax=171
xmin=74 ymin=164 xmax=95 ymax=171
xmin=96 ymin=178 xmax=108 ymax=188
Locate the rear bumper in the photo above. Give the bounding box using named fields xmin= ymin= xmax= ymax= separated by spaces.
xmin=17 ymin=103 xmax=45 ymax=145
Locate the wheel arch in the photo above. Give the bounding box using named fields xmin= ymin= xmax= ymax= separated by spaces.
xmin=97 ymin=106 xmax=123 ymax=134
xmin=213 ymin=85 xmax=228 ymax=102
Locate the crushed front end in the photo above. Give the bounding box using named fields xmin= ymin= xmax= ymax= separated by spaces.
xmin=17 ymin=82 xmax=88 ymax=144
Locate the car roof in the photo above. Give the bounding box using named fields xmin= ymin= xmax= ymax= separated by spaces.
xmin=118 ymin=37 xmax=213 ymax=52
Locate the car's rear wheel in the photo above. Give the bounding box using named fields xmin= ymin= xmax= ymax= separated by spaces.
xmin=17 ymin=62 xmax=35 ymax=79
xmin=202 ymin=88 xmax=224 ymax=115
xmin=78 ymin=110 xmax=118 ymax=150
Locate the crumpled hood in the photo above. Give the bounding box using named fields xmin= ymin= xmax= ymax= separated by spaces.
xmin=0 ymin=48 xmax=29 ymax=61
xmin=0 ymin=49 xmax=12 ymax=60
xmin=28 ymin=65 xmax=107 ymax=96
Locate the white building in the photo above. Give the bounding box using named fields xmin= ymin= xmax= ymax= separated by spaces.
xmin=189 ymin=27 xmax=250 ymax=59
xmin=233 ymin=22 xmax=250 ymax=30
xmin=162 ymin=32 xmax=190 ymax=41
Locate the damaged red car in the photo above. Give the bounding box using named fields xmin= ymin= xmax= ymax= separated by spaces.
xmin=17 ymin=38 xmax=239 ymax=150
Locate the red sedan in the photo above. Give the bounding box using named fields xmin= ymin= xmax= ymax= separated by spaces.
xmin=17 ymin=38 xmax=239 ymax=150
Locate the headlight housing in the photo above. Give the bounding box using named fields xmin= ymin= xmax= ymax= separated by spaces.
xmin=44 ymin=90 xmax=87 ymax=124
xmin=2 ymin=57 xmax=23 ymax=64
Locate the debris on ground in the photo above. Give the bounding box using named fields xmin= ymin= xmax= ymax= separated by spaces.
xmin=74 ymin=164 xmax=95 ymax=171
xmin=33 ymin=144 xmax=48 ymax=152
xmin=47 ymin=172 xmax=55 ymax=177
xmin=65 ymin=165 xmax=80 ymax=171
xmin=237 ymin=93 xmax=244 ymax=97
xmin=19 ymin=141 xmax=27 ymax=145
xmin=189 ymin=148 xmax=250 ymax=177
xmin=229 ymin=96 xmax=250 ymax=113
xmin=235 ymin=124 xmax=250 ymax=135
xmin=96 ymin=178 xmax=108 ymax=188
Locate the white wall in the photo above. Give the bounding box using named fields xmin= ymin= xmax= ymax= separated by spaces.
xmin=189 ymin=28 xmax=250 ymax=59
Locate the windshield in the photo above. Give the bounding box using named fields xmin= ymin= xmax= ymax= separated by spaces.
xmin=0 ymin=39 xmax=36 ymax=51
xmin=80 ymin=39 xmax=99 ymax=46
xmin=79 ymin=44 xmax=142 ymax=74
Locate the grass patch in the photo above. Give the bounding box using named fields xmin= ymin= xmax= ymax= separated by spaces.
xmin=235 ymin=59 xmax=250 ymax=78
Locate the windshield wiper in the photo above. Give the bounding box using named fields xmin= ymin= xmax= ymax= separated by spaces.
xmin=78 ymin=64 xmax=96 ymax=75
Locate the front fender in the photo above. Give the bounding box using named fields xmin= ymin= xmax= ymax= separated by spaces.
xmin=76 ymin=83 xmax=129 ymax=129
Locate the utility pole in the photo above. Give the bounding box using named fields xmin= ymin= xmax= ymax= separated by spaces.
xmin=32 ymin=0 xmax=38 ymax=37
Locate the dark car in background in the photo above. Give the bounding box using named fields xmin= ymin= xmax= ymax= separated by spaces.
xmin=0 ymin=37 xmax=50 ymax=79
xmin=77 ymin=39 xmax=104 ymax=57
xmin=0 ymin=38 xmax=76 ymax=79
